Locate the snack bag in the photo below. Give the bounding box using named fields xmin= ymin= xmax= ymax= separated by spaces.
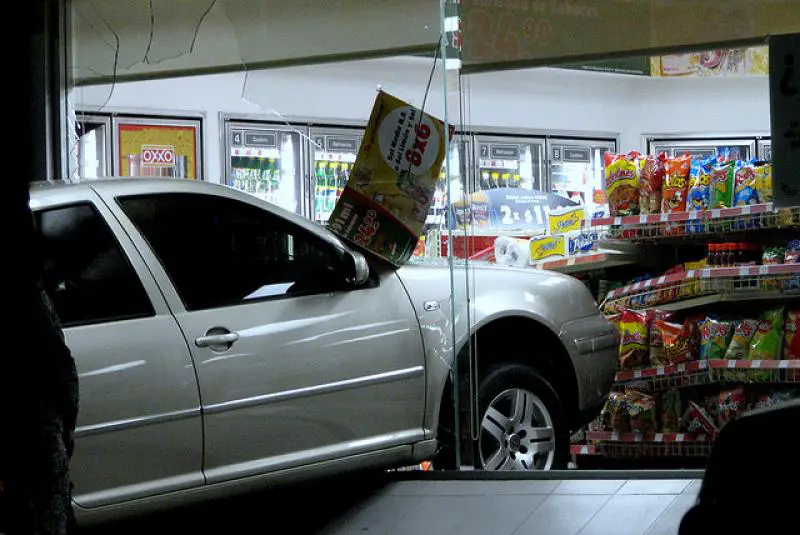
xmin=604 ymin=151 xmax=641 ymax=217
xmin=754 ymin=160 xmax=773 ymax=203
xmin=700 ymin=318 xmax=735 ymax=360
xmin=639 ymin=153 xmax=667 ymax=215
xmin=656 ymin=319 xmax=693 ymax=364
xmin=785 ymin=240 xmax=800 ymax=264
xmin=600 ymin=391 xmax=630 ymax=432
xmin=662 ymin=154 xmax=691 ymax=213
xmin=717 ymin=386 xmax=746 ymax=428
xmin=687 ymin=156 xmax=713 ymax=212
xmin=785 ymin=309 xmax=800 ymax=359
xmin=626 ymin=389 xmax=656 ymax=434
xmin=733 ymin=160 xmax=758 ymax=206
xmin=724 ymin=319 xmax=759 ymax=359
xmin=710 ymin=161 xmax=734 ymax=213
xmin=619 ymin=309 xmax=649 ymax=370
xmin=683 ymin=400 xmax=718 ymax=436
xmin=749 ymin=307 xmax=785 ymax=360
xmin=648 ymin=310 xmax=673 ymax=365
xmin=660 ymin=388 xmax=682 ymax=433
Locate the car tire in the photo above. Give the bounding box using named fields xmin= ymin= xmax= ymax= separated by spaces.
xmin=475 ymin=363 xmax=568 ymax=471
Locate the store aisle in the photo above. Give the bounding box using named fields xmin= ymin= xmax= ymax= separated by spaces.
xmin=319 ymin=478 xmax=701 ymax=535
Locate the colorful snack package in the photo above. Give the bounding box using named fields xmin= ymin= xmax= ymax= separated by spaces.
xmin=711 ymin=161 xmax=735 ymax=209
xmin=639 ymin=153 xmax=667 ymax=215
xmin=626 ymin=389 xmax=656 ymax=434
xmin=648 ymin=310 xmax=673 ymax=365
xmin=754 ymin=160 xmax=773 ymax=203
xmin=686 ymin=314 xmax=705 ymax=360
xmin=600 ymin=391 xmax=630 ymax=432
xmin=619 ymin=309 xmax=649 ymax=370
xmin=751 ymin=389 xmax=795 ymax=411
xmin=733 ymin=160 xmax=759 ymax=206
xmin=700 ymin=318 xmax=735 ymax=360
xmin=683 ymin=400 xmax=718 ymax=436
xmin=660 ymin=388 xmax=682 ymax=433
xmin=662 ymin=154 xmax=691 ymax=213
xmin=687 ymin=156 xmax=713 ymax=212
xmin=785 ymin=240 xmax=800 ymax=264
xmin=762 ymin=246 xmax=785 ymax=265
xmin=656 ymin=319 xmax=693 ymax=364
xmin=717 ymin=386 xmax=746 ymax=428
xmin=749 ymin=307 xmax=786 ymax=360
xmin=604 ymin=151 xmax=641 ymax=217
xmin=785 ymin=309 xmax=800 ymax=359
xmin=724 ymin=319 xmax=759 ymax=359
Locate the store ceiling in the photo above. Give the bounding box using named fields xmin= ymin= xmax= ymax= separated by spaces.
xmin=71 ymin=0 xmax=441 ymax=86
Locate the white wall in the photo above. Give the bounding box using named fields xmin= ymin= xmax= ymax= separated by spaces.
xmin=72 ymin=56 xmax=771 ymax=182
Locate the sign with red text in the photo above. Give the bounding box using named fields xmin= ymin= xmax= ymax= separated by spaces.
xmin=327 ymin=91 xmax=453 ymax=265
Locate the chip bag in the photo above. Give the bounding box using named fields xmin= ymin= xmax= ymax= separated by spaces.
xmin=605 ymin=151 xmax=641 ymax=217
xmin=711 ymin=161 xmax=735 ymax=209
xmin=683 ymin=400 xmax=718 ymax=436
xmin=786 ymin=309 xmax=800 ymax=359
xmin=754 ymin=160 xmax=773 ymax=203
xmin=656 ymin=319 xmax=692 ymax=364
xmin=619 ymin=309 xmax=649 ymax=370
xmin=687 ymin=156 xmax=713 ymax=212
xmin=600 ymin=391 xmax=630 ymax=432
xmin=648 ymin=310 xmax=673 ymax=366
xmin=639 ymin=153 xmax=667 ymax=215
xmin=660 ymin=388 xmax=682 ymax=433
xmin=717 ymin=386 xmax=746 ymax=428
xmin=733 ymin=160 xmax=758 ymax=206
xmin=724 ymin=319 xmax=759 ymax=360
xmin=700 ymin=318 xmax=735 ymax=360
xmin=626 ymin=389 xmax=656 ymax=434
xmin=749 ymin=307 xmax=785 ymax=360
xmin=662 ymin=154 xmax=691 ymax=213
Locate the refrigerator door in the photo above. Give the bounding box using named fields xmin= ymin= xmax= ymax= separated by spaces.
xmin=758 ymin=139 xmax=772 ymax=161
xmin=548 ymin=138 xmax=616 ymax=219
xmin=75 ymin=112 xmax=112 ymax=179
xmin=427 ymin=133 xmax=471 ymax=229
xmin=474 ymin=135 xmax=546 ymax=192
xmin=308 ymin=127 xmax=364 ymax=225
xmin=226 ymin=122 xmax=307 ymax=216
xmin=113 ymin=115 xmax=203 ymax=179
xmin=648 ymin=138 xmax=756 ymax=162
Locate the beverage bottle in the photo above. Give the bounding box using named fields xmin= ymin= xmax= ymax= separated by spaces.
xmin=707 ymin=243 xmax=715 ymax=266
xmin=723 ymin=243 xmax=734 ymax=267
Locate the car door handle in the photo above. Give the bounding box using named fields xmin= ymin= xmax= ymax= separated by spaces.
xmin=195 ymin=332 xmax=240 ymax=348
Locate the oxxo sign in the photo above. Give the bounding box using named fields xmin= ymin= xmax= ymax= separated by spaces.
xmin=141 ymin=145 xmax=176 ymax=167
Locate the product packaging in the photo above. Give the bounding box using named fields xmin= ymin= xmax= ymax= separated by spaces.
xmin=749 ymin=307 xmax=786 ymax=361
xmin=605 ymin=151 xmax=641 ymax=217
xmin=710 ymin=161 xmax=735 ymax=209
xmin=725 ymin=319 xmax=759 ymax=359
xmin=717 ymin=386 xmax=746 ymax=428
xmin=662 ymin=154 xmax=692 ymax=235
xmin=626 ymin=389 xmax=657 ymax=434
xmin=754 ymin=160 xmax=773 ymax=203
xmin=660 ymin=388 xmax=682 ymax=433
xmin=619 ymin=309 xmax=650 ymax=370
xmin=601 ymin=391 xmax=630 ymax=432
xmin=529 ymin=234 xmax=567 ymax=262
xmin=785 ymin=240 xmax=800 ymax=264
xmin=648 ymin=310 xmax=674 ymax=365
xmin=683 ymin=401 xmax=718 ymax=436
xmin=639 ymin=153 xmax=667 ymax=215
xmin=656 ymin=319 xmax=693 ymax=364
xmin=700 ymin=318 xmax=735 ymax=360
xmin=733 ymin=160 xmax=758 ymax=206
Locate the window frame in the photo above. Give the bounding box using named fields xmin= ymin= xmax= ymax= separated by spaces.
xmin=116 ymin=192 xmax=362 ymax=312
xmin=34 ymin=200 xmax=156 ymax=328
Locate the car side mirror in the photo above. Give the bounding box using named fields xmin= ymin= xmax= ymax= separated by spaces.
xmin=345 ymin=250 xmax=370 ymax=286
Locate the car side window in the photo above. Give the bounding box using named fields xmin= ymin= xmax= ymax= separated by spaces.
xmin=118 ymin=193 xmax=346 ymax=311
xmin=36 ymin=203 xmax=155 ymax=327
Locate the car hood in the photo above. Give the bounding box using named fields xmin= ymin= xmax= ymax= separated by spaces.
xmin=395 ymin=259 xmax=600 ymax=340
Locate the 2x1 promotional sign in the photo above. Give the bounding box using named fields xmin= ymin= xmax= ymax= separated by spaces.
xmin=327 ymin=91 xmax=453 ymax=264
xmin=451 ymin=188 xmax=579 ymax=232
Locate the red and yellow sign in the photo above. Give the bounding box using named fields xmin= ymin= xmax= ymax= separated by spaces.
xmin=118 ymin=123 xmax=198 ymax=179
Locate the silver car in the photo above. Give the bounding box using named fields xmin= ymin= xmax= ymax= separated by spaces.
xmin=29 ymin=178 xmax=617 ymax=525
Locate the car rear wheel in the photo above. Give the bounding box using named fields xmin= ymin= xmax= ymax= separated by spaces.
xmin=476 ymin=363 xmax=568 ymax=471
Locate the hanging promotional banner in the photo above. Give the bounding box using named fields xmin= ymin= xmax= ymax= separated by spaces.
xmin=459 ymin=0 xmax=800 ymax=73
xmin=450 ymin=188 xmax=578 ymax=232
xmin=651 ymin=46 xmax=769 ymax=77
xmin=327 ymin=91 xmax=453 ymax=265
xmin=769 ymin=33 xmax=800 ymax=208
xmin=117 ymin=121 xmax=199 ymax=179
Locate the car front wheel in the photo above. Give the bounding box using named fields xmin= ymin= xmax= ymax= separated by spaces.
xmin=476 ymin=363 xmax=568 ymax=471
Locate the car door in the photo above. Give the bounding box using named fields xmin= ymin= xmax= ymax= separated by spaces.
xmin=112 ymin=188 xmax=426 ymax=483
xmin=32 ymin=187 xmax=203 ymax=508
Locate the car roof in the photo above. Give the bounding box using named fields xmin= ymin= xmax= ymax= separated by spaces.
xmin=29 ymin=177 xmax=339 ymax=247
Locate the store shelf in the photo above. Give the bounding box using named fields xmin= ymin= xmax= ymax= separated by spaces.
xmin=614 ymin=359 xmax=800 ymax=390
xmin=572 ymin=442 xmax=714 ymax=458
xmin=601 ymin=264 xmax=800 ymax=313
xmin=530 ymin=251 xmax=638 ymax=274
xmin=570 ymin=444 xmax=598 ymax=456
xmin=590 ymin=203 xmax=800 ymax=241
xmin=586 ymin=431 xmax=715 ymax=443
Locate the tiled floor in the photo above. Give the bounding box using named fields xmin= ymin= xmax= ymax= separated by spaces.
xmin=319 ymin=478 xmax=700 ymax=535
